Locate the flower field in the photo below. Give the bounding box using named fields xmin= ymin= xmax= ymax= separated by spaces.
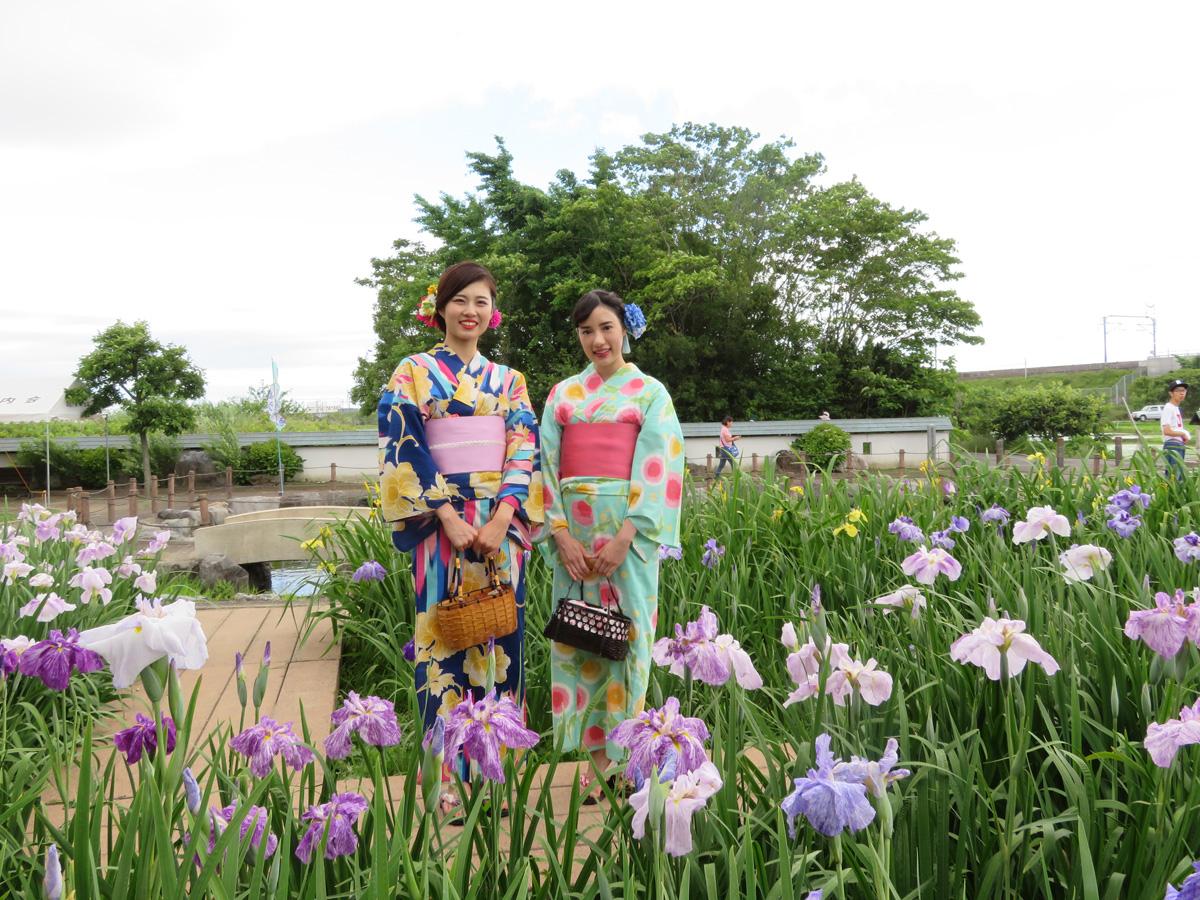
xmin=5 ymin=450 xmax=1200 ymax=897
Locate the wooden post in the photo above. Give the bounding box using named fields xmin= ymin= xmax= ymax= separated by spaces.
xmin=149 ymin=474 xmax=159 ymax=513
xmin=188 ymin=469 xmax=196 ymax=501
xmin=128 ymin=477 xmax=139 ymax=516
xmin=995 ymin=439 xmax=1004 ymax=467
xmin=751 ymin=452 xmax=759 ymax=473
xmin=330 ymin=462 xmax=337 ymax=483
xmin=706 ymin=453 xmax=713 ymax=473
xmin=1114 ymin=435 xmax=1123 ymax=462
xmin=66 ymin=488 xmax=77 ymax=513
xmin=1092 ymin=454 xmax=1101 ymax=475
xmin=199 ymin=494 xmax=210 ymax=526
xmin=897 ymin=448 xmax=906 ymax=475
xmin=79 ymin=494 xmax=90 ymax=526
xmin=225 ymin=466 xmax=233 ymax=500
xmin=927 ymin=425 xmax=937 ymax=461
xmin=1055 ymin=436 xmax=1065 ymax=469
xmin=106 ymin=480 xmax=116 ymax=523
xmin=167 ymin=474 xmax=175 ymax=510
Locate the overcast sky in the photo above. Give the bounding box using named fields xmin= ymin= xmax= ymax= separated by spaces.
xmin=2 ymin=1 xmax=1197 ymax=404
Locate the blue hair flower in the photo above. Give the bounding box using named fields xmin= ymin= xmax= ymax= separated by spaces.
xmin=623 ymin=302 xmax=647 ymax=340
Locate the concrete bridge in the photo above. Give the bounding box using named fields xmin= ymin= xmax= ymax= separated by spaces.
xmin=192 ymin=506 xmax=372 ymax=565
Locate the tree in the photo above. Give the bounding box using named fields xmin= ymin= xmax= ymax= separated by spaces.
xmin=987 ymin=384 xmax=1108 ymax=443
xmin=66 ymin=321 xmax=206 ymax=486
xmin=352 ymin=125 xmax=980 ymax=420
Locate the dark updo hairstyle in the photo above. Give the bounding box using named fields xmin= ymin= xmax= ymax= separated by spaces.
xmin=434 ymin=261 xmax=497 ymax=332
xmin=722 ymin=416 xmax=733 ymax=425
xmin=572 ymin=289 xmax=626 ymax=329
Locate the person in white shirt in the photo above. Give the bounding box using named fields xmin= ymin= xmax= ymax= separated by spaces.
xmin=1161 ymin=378 xmax=1190 ymax=482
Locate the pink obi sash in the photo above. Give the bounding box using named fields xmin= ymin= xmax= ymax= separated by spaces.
xmin=425 ymin=416 xmax=506 ymax=475
xmin=560 ymin=422 xmax=640 ymax=480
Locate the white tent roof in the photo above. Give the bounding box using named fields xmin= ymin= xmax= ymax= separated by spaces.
xmin=0 ymin=379 xmax=86 ymax=422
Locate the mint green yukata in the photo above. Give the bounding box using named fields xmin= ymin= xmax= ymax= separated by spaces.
xmin=536 ymin=362 xmax=684 ymax=761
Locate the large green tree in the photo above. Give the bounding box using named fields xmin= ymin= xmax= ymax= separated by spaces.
xmin=352 ymin=124 xmax=981 ymax=420
xmin=66 ymin=321 xmax=206 ymax=485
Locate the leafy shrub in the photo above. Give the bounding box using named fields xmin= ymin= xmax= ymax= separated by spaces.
xmin=988 ymin=384 xmax=1107 ymax=442
xmin=791 ymin=423 xmax=851 ymax=470
xmin=236 ymin=439 xmax=304 ymax=485
xmin=200 ymin=405 xmax=243 ymax=471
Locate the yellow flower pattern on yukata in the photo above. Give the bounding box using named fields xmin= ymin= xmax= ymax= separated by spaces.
xmin=464 ymin=644 xmax=512 ymax=687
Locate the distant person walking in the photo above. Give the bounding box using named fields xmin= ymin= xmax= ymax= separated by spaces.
xmin=1162 ymin=378 xmax=1190 ymax=482
xmin=715 ymin=416 xmax=741 ymax=477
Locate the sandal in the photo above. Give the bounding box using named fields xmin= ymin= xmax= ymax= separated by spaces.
xmin=581 ymin=771 xmax=619 ymax=806
xmin=447 ymin=793 xmax=510 ymax=827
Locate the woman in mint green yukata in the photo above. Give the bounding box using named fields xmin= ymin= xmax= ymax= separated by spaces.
xmin=536 ymin=289 xmax=684 ymax=800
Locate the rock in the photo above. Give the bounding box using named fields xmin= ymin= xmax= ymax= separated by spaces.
xmin=243 ymin=561 xmax=272 ymax=593
xmin=159 ymin=508 xmax=200 ymax=523
xmin=208 ymin=506 xmax=228 ymax=526
xmin=232 ymin=592 xmax=282 ymax=603
xmin=159 ymin=558 xmax=199 ymax=578
xmin=176 ymin=450 xmax=216 ymax=476
xmin=199 ymin=553 xmax=249 ymax=591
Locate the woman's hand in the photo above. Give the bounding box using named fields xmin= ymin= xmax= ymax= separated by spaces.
xmin=436 ymin=504 xmax=477 ymax=551
xmin=473 ymin=504 xmax=514 ymax=557
xmin=553 ymin=528 xmax=592 ymax=582
xmin=592 ymin=520 xmax=638 ymax=578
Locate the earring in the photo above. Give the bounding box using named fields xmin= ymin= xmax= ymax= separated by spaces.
xmin=622 ymin=334 xmax=631 ymax=354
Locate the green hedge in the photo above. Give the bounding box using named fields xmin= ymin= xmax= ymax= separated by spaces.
xmin=791 ymin=422 xmax=851 ymax=470
xmin=236 ymin=440 xmax=305 ymax=485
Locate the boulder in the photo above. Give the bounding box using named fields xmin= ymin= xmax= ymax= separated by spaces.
xmin=199 ymin=554 xmax=249 ymax=591
xmin=159 ymin=508 xmax=200 ymax=523
xmin=176 ymin=450 xmax=216 ymax=476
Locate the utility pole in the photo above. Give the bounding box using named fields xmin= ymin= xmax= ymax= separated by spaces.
xmin=1102 ymin=314 xmax=1157 ymax=362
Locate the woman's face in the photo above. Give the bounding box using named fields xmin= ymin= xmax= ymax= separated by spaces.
xmin=441 ymin=279 xmax=494 ymax=344
xmin=576 ymin=304 xmax=624 ymax=367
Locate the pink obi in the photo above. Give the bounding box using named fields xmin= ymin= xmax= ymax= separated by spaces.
xmin=425 ymin=416 xmax=506 ymax=475
xmin=560 ymin=422 xmax=640 ymax=480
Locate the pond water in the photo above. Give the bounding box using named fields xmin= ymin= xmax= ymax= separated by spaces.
xmin=270 ymin=561 xmax=328 ymax=597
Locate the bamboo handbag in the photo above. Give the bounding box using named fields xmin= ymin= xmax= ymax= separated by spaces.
xmin=543 ymin=579 xmax=632 ymax=662
xmin=436 ymin=554 xmax=518 ymax=652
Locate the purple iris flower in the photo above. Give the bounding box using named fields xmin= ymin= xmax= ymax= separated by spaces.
xmin=980 ymin=504 xmax=1010 ymax=526
xmin=443 ymin=690 xmax=539 ymax=783
xmin=208 ymin=804 xmax=278 ymax=858
xmin=1176 ymin=534 xmax=1200 ymax=563
xmin=114 ymin=713 xmax=177 ymax=765
xmin=402 ymin=639 xmax=416 ymax=662
xmin=1107 ymin=510 xmax=1142 ymax=538
xmin=701 ymin=539 xmax=725 ymax=569
xmin=1165 ymin=860 xmax=1200 ymax=899
xmin=811 ymin=583 xmax=822 ymax=615
xmin=229 ymin=717 xmax=316 ymax=778
xmin=351 ymin=560 xmax=387 ymax=583
xmin=658 ymin=545 xmax=683 ymax=561
xmin=34 ymin=518 xmax=62 ymax=543
xmin=17 ymin=628 xmax=105 ymax=690
xmin=323 ymin=692 xmax=402 ymax=759
xmin=1124 ymin=590 xmax=1200 ymax=658
xmin=929 ymin=530 xmax=956 ymax=550
xmin=1106 ymin=485 xmax=1152 ymax=514
xmin=183 ymin=767 xmax=202 ymax=814
xmin=295 ymin=793 xmax=369 ymax=863
xmin=44 ymin=843 xmax=63 ymax=900
xmin=887 ymin=516 xmax=924 ymax=542
xmin=609 ymin=697 xmax=711 ymax=786
xmin=948 ymin=515 xmax=970 ymax=533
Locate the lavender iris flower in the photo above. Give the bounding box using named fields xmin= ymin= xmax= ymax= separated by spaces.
xmin=443 ymin=690 xmax=539 ymax=783
xmin=948 ymin=515 xmax=970 ymax=533
xmin=1165 ymin=860 xmax=1200 ymax=899
xmin=209 ymin=804 xmax=278 ymax=858
xmin=402 ymin=639 xmax=416 ymax=662
xmin=1106 ymin=485 xmax=1152 ymax=514
xmin=183 ymin=767 xmax=202 ymax=814
xmin=658 ymin=545 xmax=683 ymax=561
xmin=230 ymin=717 xmax=316 ymax=778
xmin=1107 ymin=510 xmax=1142 ymax=538
xmin=1176 ymin=534 xmax=1200 ymax=563
xmin=780 ymin=734 xmax=875 ymax=837
xmin=44 ymin=844 xmax=62 ymax=900
xmin=609 ymin=697 xmax=711 ymax=785
xmin=701 ymin=539 xmax=725 ymax=569
xmin=979 ymin=504 xmax=1010 ymax=526
xmin=114 ymin=713 xmax=177 ymax=765
xmin=650 ymin=606 xmax=763 ymax=688
xmin=296 ymin=793 xmax=369 ymax=863
xmin=1146 ymin=697 xmax=1200 ymax=768
xmin=929 ymin=530 xmax=956 ymax=550
xmin=1124 ymin=590 xmax=1200 ymax=659
xmin=323 ymin=692 xmax=402 ymax=759
xmin=17 ymin=628 xmax=105 ymax=690
xmin=351 ymin=560 xmax=387 ymax=583
xmin=886 ymin=516 xmax=924 ymax=542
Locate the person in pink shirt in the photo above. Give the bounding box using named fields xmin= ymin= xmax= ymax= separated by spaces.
xmin=715 ymin=416 xmax=741 ymax=477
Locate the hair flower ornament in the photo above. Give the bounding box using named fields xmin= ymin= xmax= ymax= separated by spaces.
xmin=623 ymin=303 xmax=647 ymax=340
xmin=415 ymin=283 xmax=439 ymax=328
xmin=489 ymin=308 xmax=502 ymax=329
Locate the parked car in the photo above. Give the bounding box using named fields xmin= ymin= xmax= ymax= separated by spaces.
xmin=1133 ymin=404 xmax=1165 ymax=421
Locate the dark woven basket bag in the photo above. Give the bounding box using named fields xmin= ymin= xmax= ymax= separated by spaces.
xmin=543 ymin=579 xmax=631 ymax=662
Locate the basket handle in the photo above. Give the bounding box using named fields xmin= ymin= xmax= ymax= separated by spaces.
xmin=447 ymin=551 xmax=465 ymax=600
xmin=567 ymin=577 xmax=626 ymax=616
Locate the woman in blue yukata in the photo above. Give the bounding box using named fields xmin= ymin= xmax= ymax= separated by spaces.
xmin=377 ymin=261 xmax=542 ymax=812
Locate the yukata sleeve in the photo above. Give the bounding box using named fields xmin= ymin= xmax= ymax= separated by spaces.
xmin=625 ymin=383 xmax=685 ymax=556
xmin=496 ymin=369 xmax=543 ymax=526
xmin=533 ymin=385 xmax=570 ymax=559
xmin=378 ymin=357 xmax=460 ymax=524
